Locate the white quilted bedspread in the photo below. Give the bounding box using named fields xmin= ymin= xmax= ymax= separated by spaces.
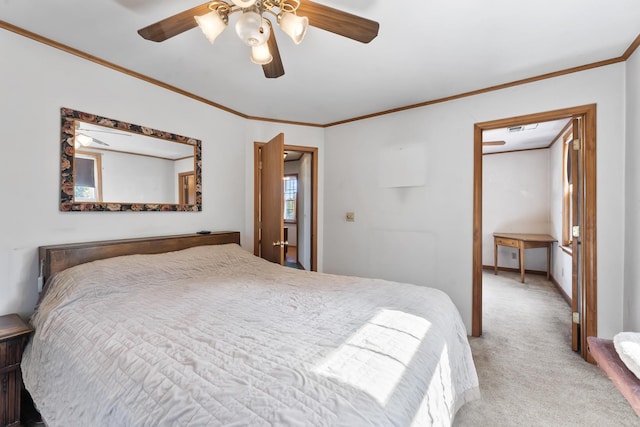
xmin=22 ymin=244 xmax=479 ymax=426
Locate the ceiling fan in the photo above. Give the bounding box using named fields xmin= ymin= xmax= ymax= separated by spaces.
xmin=137 ymin=0 xmax=380 ymax=78
xmin=75 ymin=133 xmax=110 ymax=147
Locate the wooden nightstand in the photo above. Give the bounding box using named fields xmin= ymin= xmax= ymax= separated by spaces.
xmin=0 ymin=314 xmax=33 ymax=427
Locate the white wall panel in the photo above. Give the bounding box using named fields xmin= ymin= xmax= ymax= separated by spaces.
xmin=324 ymin=64 xmax=626 ymax=336
xmin=0 ymin=30 xmax=323 ymax=317
xmin=483 ymin=149 xmax=550 ymax=271
xmin=624 ymin=47 xmax=640 ymax=331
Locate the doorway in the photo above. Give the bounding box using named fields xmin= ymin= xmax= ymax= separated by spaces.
xmin=253 ymin=139 xmax=318 ymax=271
xmin=178 ymin=171 xmax=195 ymax=205
xmin=472 ymin=104 xmax=597 ymax=362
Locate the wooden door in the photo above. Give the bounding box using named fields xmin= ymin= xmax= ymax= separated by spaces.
xmin=570 ymin=117 xmax=582 ymax=352
xmin=178 ymin=172 xmax=195 ymax=204
xmin=259 ymin=133 xmax=285 ymax=265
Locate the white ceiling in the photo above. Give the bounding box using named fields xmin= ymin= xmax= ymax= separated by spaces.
xmin=78 ymin=122 xmax=195 ymax=159
xmin=2 ymin=1 xmax=639 ymax=125
xmin=482 ymin=118 xmax=570 ymax=155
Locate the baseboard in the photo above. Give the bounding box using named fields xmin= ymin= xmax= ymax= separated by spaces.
xmin=482 ymin=265 xmax=547 ymax=276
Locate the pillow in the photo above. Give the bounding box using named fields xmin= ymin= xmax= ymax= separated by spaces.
xmin=613 ymin=332 xmax=640 ymax=380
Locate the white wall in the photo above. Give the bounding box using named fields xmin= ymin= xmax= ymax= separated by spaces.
xmin=0 ymin=29 xmax=323 ymax=318
xmin=624 ymin=47 xmax=640 ymax=331
xmin=324 ymin=64 xmax=626 ymax=337
xmin=298 ymin=153 xmax=312 ymax=270
xmin=100 ymin=151 xmax=174 ymax=203
xmin=483 ymin=149 xmax=551 ymax=271
xmin=1 ymin=26 xmax=634 ymax=337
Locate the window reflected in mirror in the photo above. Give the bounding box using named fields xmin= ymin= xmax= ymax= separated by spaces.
xmin=74 ymin=151 xmax=102 ymax=202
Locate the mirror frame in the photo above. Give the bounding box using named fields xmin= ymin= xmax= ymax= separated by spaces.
xmin=60 ymin=107 xmax=202 ymax=212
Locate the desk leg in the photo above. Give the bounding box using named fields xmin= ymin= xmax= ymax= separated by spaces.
xmin=519 ymin=243 xmax=525 ymax=283
xmin=494 ymin=240 xmax=498 ymax=275
xmin=546 ymin=243 xmax=551 ymax=280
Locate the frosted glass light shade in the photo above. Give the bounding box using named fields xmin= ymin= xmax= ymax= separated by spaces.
xmin=251 ymin=42 xmax=272 ymax=65
xmin=230 ymin=0 xmax=256 ymax=7
xmin=195 ymin=11 xmax=227 ymax=44
xmin=235 ymin=11 xmax=270 ymax=46
xmin=76 ymin=134 xmax=92 ymax=146
xmin=278 ymin=12 xmax=308 ymax=44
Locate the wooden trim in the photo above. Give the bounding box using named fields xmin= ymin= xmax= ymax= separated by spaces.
xmin=178 ymin=171 xmax=195 ymax=205
xmin=253 ymin=143 xmax=318 ymax=271
xmin=1 ymin=21 xmax=637 ymax=129
xmin=582 ymin=104 xmax=598 ymax=363
xmin=472 ymin=124 xmax=483 ymax=337
xmin=39 ymin=231 xmax=240 ymax=283
xmin=0 ymin=22 xmax=246 ymax=118
xmin=483 ymin=118 xmax=571 ymax=154
xmin=621 ymin=33 xmax=640 ymax=60
xmin=482 ymin=265 xmax=548 ymax=276
xmin=473 ymin=104 xmax=597 ymax=363
xmin=562 ymin=129 xmax=573 ymax=246
xmin=548 ymin=120 xmax=574 ymax=150
xmin=253 ymin=143 xmax=261 ymax=257
xmin=475 ymin=105 xmax=593 ymax=130
xmin=324 ymin=58 xmax=624 ymax=127
xmin=482 ymin=146 xmax=549 ymax=156
xmin=281 ymin=145 xmax=318 ymax=272
xmin=245 ymin=115 xmax=324 ymax=128
xmin=0 ymin=20 xmax=322 ymax=129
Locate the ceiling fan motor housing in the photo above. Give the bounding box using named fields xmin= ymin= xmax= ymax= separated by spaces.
xmin=236 ymin=10 xmax=270 ymax=46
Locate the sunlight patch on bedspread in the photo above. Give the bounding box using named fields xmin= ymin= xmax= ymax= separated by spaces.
xmin=313 ymin=309 xmax=431 ymax=405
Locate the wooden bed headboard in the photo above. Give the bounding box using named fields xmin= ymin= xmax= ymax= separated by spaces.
xmin=39 ymin=231 xmax=240 ymax=283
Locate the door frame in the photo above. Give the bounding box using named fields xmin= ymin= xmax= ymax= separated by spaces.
xmin=253 ymin=143 xmax=319 ymax=271
xmin=472 ymin=104 xmax=597 ymax=362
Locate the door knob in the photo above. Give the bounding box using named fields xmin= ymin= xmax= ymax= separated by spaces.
xmin=272 ymin=240 xmax=288 ymax=247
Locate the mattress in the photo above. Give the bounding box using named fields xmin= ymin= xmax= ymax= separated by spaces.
xmin=23 ymin=243 xmax=479 ymax=426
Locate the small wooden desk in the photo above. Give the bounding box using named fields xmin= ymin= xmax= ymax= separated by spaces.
xmin=493 ymin=232 xmax=557 ymax=283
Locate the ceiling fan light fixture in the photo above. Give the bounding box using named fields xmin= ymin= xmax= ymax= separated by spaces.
xmin=250 ymin=41 xmax=273 ymax=65
xmin=278 ymin=12 xmax=308 ymax=44
xmin=230 ymin=0 xmax=256 ymax=7
xmin=235 ymin=11 xmax=270 ymax=46
xmin=76 ymin=133 xmax=92 ymax=147
xmin=195 ymin=11 xmax=228 ymax=44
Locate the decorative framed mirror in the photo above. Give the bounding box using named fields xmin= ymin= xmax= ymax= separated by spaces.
xmin=60 ymin=108 xmax=202 ymax=211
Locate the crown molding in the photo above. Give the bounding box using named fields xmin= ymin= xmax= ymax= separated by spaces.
xmin=1 ymin=21 xmax=638 ymax=129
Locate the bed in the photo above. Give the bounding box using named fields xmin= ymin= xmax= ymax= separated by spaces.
xmin=23 ymin=232 xmax=479 ymax=426
xmin=587 ymin=336 xmax=640 ymax=417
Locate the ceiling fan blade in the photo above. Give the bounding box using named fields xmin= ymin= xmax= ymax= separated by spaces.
xmin=91 ymin=138 xmax=110 ymax=147
xmin=483 ymin=141 xmax=506 ymax=146
xmin=263 ymin=21 xmax=285 ymax=79
xmin=297 ymin=0 xmax=379 ymax=43
xmin=138 ymin=2 xmax=212 ymax=42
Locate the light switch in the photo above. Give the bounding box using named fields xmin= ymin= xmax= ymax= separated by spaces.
xmin=346 ymin=212 xmax=355 ymax=222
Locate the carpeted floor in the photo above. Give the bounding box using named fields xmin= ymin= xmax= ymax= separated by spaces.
xmin=453 ymin=271 xmax=638 ymax=426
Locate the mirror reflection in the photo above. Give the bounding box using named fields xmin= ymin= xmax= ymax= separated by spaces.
xmin=60 ymin=108 xmax=202 ymax=211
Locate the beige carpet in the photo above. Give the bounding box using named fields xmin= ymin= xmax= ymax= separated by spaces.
xmin=453 ymin=271 xmax=638 ymax=426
